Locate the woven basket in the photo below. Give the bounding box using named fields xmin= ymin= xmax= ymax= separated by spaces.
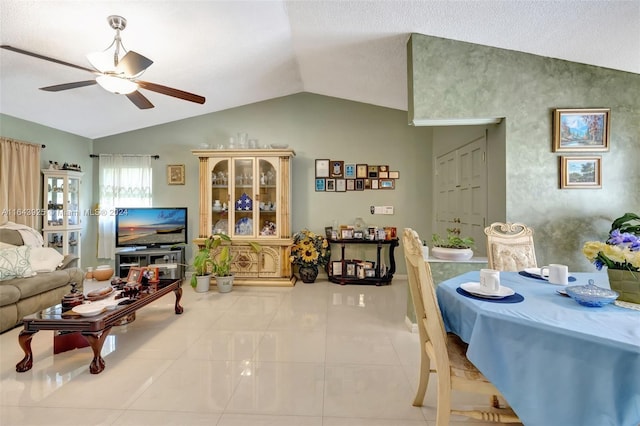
xmin=608 ymin=269 xmax=640 ymax=304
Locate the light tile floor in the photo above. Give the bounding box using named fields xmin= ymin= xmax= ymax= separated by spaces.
xmin=0 ymin=278 xmax=520 ymax=425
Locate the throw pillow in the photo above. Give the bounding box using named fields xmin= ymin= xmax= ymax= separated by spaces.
xmin=29 ymin=247 xmax=65 ymax=273
xmin=491 ymin=243 xmax=536 ymax=272
xmin=0 ymin=246 xmax=35 ymax=280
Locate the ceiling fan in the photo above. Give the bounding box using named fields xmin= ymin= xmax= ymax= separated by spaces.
xmin=1 ymin=15 xmax=205 ymax=109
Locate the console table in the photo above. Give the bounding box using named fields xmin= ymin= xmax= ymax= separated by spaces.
xmin=327 ymin=238 xmax=399 ymax=285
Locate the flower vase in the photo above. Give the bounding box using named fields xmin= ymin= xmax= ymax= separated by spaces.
xmin=299 ymin=265 xmax=319 ymax=283
xmin=607 ymin=269 xmax=640 ymax=304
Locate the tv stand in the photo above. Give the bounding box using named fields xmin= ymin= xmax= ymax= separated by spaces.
xmin=115 ymin=247 xmax=185 ymax=281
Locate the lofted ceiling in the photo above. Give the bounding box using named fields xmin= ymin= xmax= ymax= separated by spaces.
xmin=1 ymin=1 xmax=638 ymax=139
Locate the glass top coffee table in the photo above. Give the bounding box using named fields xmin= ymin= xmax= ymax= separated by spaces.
xmin=16 ymin=278 xmax=183 ymax=374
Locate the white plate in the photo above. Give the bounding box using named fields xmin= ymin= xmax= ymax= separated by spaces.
xmin=524 ymin=267 xmax=547 ymax=278
xmin=460 ymin=282 xmax=515 ymax=299
xmin=72 ymin=303 xmax=105 ymax=317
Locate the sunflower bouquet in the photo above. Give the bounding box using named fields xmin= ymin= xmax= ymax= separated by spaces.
xmin=290 ymin=229 xmax=331 ymax=268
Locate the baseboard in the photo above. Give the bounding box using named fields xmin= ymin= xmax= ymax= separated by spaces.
xmin=405 ymin=315 xmax=418 ymax=333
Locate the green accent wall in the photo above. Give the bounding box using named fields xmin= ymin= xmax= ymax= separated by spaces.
xmin=0 ymin=114 xmax=95 ymax=267
xmin=408 ymin=33 xmax=640 ymax=272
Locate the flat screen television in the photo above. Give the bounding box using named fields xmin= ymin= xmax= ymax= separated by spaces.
xmin=115 ymin=207 xmax=187 ymax=248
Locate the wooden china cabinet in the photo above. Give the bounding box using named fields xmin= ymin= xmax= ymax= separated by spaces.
xmin=191 ymin=148 xmax=296 ymax=286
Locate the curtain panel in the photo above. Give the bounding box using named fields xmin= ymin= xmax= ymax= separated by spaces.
xmin=0 ymin=137 xmax=41 ymax=228
xmin=98 ymin=154 xmax=152 ymax=259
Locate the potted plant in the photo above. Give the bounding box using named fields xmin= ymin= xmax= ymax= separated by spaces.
xmin=582 ymin=212 xmax=640 ymax=303
xmin=190 ymin=234 xmax=227 ymax=292
xmin=290 ymin=229 xmax=331 ymax=283
xmin=431 ymin=228 xmax=475 ymax=261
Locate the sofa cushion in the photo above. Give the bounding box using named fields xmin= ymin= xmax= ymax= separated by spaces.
xmin=0 ymin=228 xmax=24 ymax=246
xmin=0 ymin=246 xmax=35 ymax=280
xmin=30 ymin=247 xmax=65 ymax=272
xmin=0 ymin=242 xmax=17 ymax=250
xmin=0 ymin=284 xmax=21 ymax=306
xmin=9 ymin=268 xmax=81 ymax=299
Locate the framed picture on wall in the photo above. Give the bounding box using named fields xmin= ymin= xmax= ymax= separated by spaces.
xmin=346 ymin=179 xmax=355 ymax=191
xmin=315 ymin=178 xmax=326 ymax=191
xmin=315 ymin=159 xmax=330 ymax=177
xmin=326 ymin=178 xmax=336 ymax=191
xmin=330 ymin=161 xmax=344 ymax=178
xmin=167 ymin=164 xmax=185 ymax=185
xmin=553 ymin=108 xmax=610 ymax=152
xmin=560 ymin=156 xmax=602 ymax=189
xmin=336 ymin=179 xmax=347 ymax=192
xmin=344 ymin=164 xmax=356 ymax=179
xmin=356 ymin=164 xmax=368 ymax=178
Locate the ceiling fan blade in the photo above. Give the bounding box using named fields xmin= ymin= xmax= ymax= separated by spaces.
xmin=1 ymin=45 xmax=96 ymax=73
xmin=137 ymin=80 xmax=206 ymax=104
xmin=116 ymin=51 xmax=153 ymax=77
xmin=126 ymin=91 xmax=154 ymax=109
xmin=40 ymin=80 xmax=97 ymax=91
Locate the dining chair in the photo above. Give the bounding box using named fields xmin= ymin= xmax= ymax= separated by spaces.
xmin=403 ymin=228 xmax=520 ymax=425
xmin=484 ymin=222 xmax=537 ymax=271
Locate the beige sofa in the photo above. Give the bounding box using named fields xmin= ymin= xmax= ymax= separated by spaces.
xmin=0 ymin=228 xmax=84 ymax=333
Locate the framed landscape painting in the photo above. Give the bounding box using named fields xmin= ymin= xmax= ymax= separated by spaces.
xmin=553 ymin=108 xmax=610 ymax=152
xmin=560 ymin=156 xmax=602 ymax=189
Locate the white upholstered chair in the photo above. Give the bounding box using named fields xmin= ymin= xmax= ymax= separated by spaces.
xmin=484 ymin=222 xmax=537 ymax=271
xmin=403 ymin=228 xmax=520 ymax=425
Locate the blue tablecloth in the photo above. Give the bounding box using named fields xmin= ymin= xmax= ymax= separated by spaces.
xmin=436 ymin=271 xmax=640 ymax=426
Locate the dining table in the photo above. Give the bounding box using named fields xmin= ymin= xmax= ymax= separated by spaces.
xmin=436 ymin=270 xmax=640 ymax=426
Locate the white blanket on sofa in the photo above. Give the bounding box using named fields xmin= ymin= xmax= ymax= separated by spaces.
xmin=0 ymin=222 xmax=44 ymax=248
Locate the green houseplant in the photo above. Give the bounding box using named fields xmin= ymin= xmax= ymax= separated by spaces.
xmin=190 ymin=233 xmax=231 ymax=292
xmin=431 ymin=228 xmax=474 ymax=261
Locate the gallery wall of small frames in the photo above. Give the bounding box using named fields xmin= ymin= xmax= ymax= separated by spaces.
xmin=314 ymin=159 xmax=399 ymax=192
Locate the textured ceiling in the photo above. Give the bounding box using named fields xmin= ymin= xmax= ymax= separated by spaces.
xmin=1 ymin=0 xmax=638 ymax=139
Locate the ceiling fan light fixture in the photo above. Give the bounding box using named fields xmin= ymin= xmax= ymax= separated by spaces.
xmin=96 ymin=75 xmax=138 ymax=94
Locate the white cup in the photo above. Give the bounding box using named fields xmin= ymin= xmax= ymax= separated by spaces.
xmin=540 ymin=264 xmax=569 ymax=285
xmin=480 ymin=269 xmax=501 ymax=294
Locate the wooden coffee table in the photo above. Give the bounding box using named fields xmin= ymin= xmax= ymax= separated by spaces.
xmin=16 ymin=279 xmax=183 ymax=374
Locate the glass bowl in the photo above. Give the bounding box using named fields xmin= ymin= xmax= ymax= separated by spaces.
xmin=565 ymin=281 xmax=618 ymax=307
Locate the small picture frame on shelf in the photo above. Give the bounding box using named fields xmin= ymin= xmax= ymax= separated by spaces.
xmin=167 ymin=164 xmax=185 ymax=185
xmin=341 ymin=228 xmax=354 ymax=239
xmin=143 ymin=267 xmax=160 ymax=284
xmin=364 ymin=268 xmax=376 ymax=278
xmin=127 ymin=267 xmax=143 ymax=283
xmin=345 ymin=262 xmax=356 ymax=277
xmin=353 ymin=230 xmax=364 ymax=239
xmin=325 ymin=226 xmax=334 ymax=239
xmin=332 ymin=261 xmax=343 ymax=276
xmin=315 ymin=159 xmax=330 ymax=177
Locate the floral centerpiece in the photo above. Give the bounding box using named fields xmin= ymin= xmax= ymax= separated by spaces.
xmin=290 ymin=229 xmax=331 ymax=283
xmin=582 ymin=212 xmax=640 ymax=303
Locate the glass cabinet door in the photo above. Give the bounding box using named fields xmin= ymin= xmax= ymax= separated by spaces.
xmin=257 ymin=158 xmax=278 ymax=237
xmin=232 ymin=158 xmax=255 ymax=238
xmin=67 ymin=176 xmax=80 ymax=226
xmin=210 ymin=158 xmax=230 ymax=235
xmin=46 ymin=175 xmax=65 ymax=228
